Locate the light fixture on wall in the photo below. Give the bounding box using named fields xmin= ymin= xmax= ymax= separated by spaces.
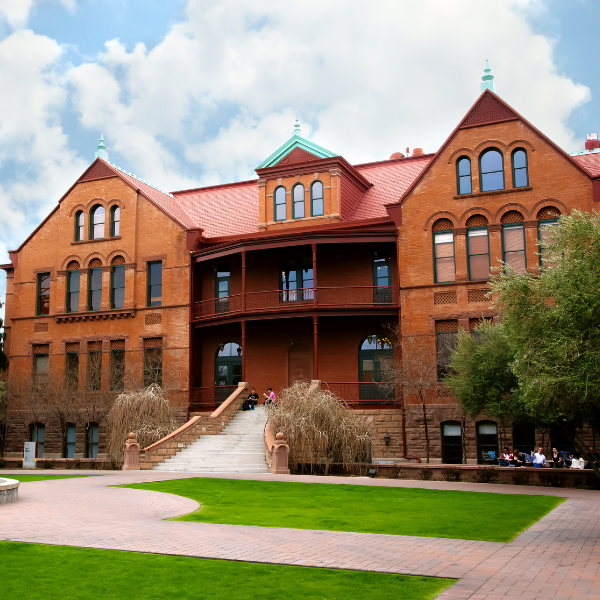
xmin=237 ymin=346 xmax=242 ymax=356
xmin=219 ymin=343 xmax=225 ymax=353
xmin=367 ymin=335 xmax=377 ymax=346
xmin=290 ymin=340 xmax=295 ymax=350
xmin=384 ymin=432 xmax=391 ymax=446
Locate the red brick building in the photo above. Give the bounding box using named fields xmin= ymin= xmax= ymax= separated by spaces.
xmin=2 ymin=88 xmax=600 ymax=463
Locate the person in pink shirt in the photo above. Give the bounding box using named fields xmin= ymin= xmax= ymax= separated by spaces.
xmin=263 ymin=387 xmax=276 ymax=405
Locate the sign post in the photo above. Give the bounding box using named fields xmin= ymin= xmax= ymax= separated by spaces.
xmin=23 ymin=442 xmax=37 ymax=469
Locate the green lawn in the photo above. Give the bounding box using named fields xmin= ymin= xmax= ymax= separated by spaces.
xmin=122 ymin=478 xmax=564 ymax=542
xmin=0 ymin=542 xmax=453 ymax=600
xmin=2 ymin=474 xmax=97 ymax=483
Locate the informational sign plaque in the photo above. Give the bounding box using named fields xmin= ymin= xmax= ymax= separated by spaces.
xmin=23 ymin=442 xmax=37 ymax=469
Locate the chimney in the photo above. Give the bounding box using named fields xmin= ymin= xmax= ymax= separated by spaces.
xmin=412 ymin=148 xmax=424 ymax=156
xmin=585 ymin=133 xmax=599 ymax=151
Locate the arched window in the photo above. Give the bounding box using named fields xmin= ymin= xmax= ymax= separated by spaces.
xmin=29 ymin=422 xmax=45 ymax=458
xmin=441 ymin=421 xmax=463 ymax=464
xmin=75 ymin=210 xmax=85 ymax=241
xmin=274 ymin=186 xmax=287 ymax=222
xmin=292 ymin=183 xmax=305 ymax=219
xmin=432 ymin=219 xmax=455 ymax=283
xmin=215 ymin=342 xmax=242 ymax=390
xmin=85 ymin=422 xmax=99 ymax=458
xmin=476 ymin=420 xmax=499 ymax=464
xmin=111 ymin=256 xmax=125 ymax=309
xmin=110 ymin=206 xmax=120 ymax=237
xmin=456 ymin=157 xmax=472 ymax=195
xmin=66 ymin=423 xmax=76 ymax=458
xmin=90 ymin=205 xmax=105 ymax=239
xmin=479 ymin=149 xmax=504 ymax=192
xmin=311 ymin=181 xmax=324 ymax=216
xmin=537 ymin=207 xmax=561 ymax=266
xmin=66 ymin=261 xmax=80 ymax=313
xmin=511 ymin=148 xmax=529 ymax=188
xmin=501 ymin=211 xmax=526 ymax=273
xmin=88 ymin=258 xmax=102 ymax=311
xmin=466 ymin=214 xmax=490 ymax=281
xmin=358 ymin=334 xmax=394 ymax=402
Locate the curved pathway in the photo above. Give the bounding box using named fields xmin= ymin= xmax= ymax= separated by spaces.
xmin=0 ymin=470 xmax=598 ymax=599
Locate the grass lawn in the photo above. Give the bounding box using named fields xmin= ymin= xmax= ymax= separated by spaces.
xmin=0 ymin=541 xmax=453 ymax=600
xmin=122 ymin=478 xmax=564 ymax=542
xmin=2 ymin=474 xmax=97 ymax=483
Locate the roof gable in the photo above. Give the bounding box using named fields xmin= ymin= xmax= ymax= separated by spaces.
xmin=78 ymin=159 xmax=117 ymax=183
xmin=460 ymin=92 xmax=518 ymax=128
xmin=256 ymin=134 xmax=337 ymax=169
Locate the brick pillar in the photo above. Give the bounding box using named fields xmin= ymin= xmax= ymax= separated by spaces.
xmin=124 ymin=264 xmax=136 ymax=309
xmin=79 ymin=269 xmax=89 ymax=312
xmin=257 ymin=179 xmax=267 ymax=230
xmin=313 ymin=315 xmax=318 ymax=380
xmin=488 ymin=224 xmax=503 ymax=270
xmin=329 ymin=168 xmax=341 ymax=218
xmin=101 ymin=266 xmax=111 ymax=310
xmin=524 ymin=220 xmax=539 ymax=272
xmin=453 ymin=227 xmax=468 ymax=282
xmin=56 ymin=272 xmax=67 ymax=314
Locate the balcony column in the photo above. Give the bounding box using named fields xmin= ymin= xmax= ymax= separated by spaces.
xmin=312 ymin=243 xmax=317 ymax=307
xmin=241 ymin=320 xmax=246 ymax=382
xmin=312 ymin=315 xmax=318 ymax=380
xmin=241 ymin=250 xmax=246 ymax=312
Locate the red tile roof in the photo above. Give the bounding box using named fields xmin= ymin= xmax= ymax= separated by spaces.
xmin=571 ymin=151 xmax=600 ymax=177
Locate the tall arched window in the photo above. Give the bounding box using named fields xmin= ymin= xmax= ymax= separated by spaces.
xmin=479 ymin=149 xmax=504 ymax=192
xmin=501 ymin=211 xmax=526 ymax=273
xmin=66 ymin=261 xmax=80 ymax=313
xmin=90 ymin=205 xmax=105 ymax=239
xmin=456 ymin=157 xmax=472 ymax=195
xmin=111 ymin=255 xmax=125 ymax=309
xmin=441 ymin=421 xmax=463 ymax=464
xmin=511 ymin=148 xmax=529 ymax=188
xmin=110 ymin=206 xmax=120 ymax=237
xmin=274 ymin=186 xmax=287 ymax=221
xmin=292 ymin=183 xmax=305 ymax=219
xmin=432 ymin=219 xmax=455 ymax=283
xmin=88 ymin=258 xmax=102 ymax=311
xmin=537 ymin=206 xmax=561 ymax=266
xmin=311 ymin=181 xmax=324 ymax=216
xmin=215 ymin=342 xmax=242 ymax=387
xmin=358 ymin=334 xmax=394 ymax=402
xmin=466 ymin=214 xmax=490 ymax=281
xmin=75 ymin=210 xmax=85 ymax=241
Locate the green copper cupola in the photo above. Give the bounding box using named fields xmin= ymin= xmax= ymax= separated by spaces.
xmin=94 ymin=133 xmax=109 ymax=160
xmin=481 ymin=60 xmax=495 ymax=93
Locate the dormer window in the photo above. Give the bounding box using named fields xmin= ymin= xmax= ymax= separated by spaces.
xmin=311 ymin=181 xmax=324 ymax=216
xmin=274 ymin=186 xmax=287 ymax=221
xmin=292 ymin=183 xmax=305 ymax=219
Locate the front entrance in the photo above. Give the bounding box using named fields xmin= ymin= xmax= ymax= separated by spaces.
xmin=287 ymin=343 xmax=312 ymax=385
xmin=215 ymin=342 xmax=242 ymax=386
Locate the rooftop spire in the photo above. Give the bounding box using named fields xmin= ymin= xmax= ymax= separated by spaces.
xmin=481 ymin=60 xmax=495 ymax=93
xmin=293 ymin=118 xmax=301 ymax=136
xmin=94 ymin=133 xmax=108 ymax=160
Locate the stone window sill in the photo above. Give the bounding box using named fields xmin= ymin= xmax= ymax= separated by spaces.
xmin=454 ymin=186 xmax=532 ymax=200
xmin=71 ymin=236 xmax=121 ymax=245
xmin=55 ymin=308 xmax=134 ymax=322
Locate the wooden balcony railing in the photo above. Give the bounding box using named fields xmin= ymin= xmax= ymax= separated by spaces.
xmin=323 ymin=382 xmax=398 ymax=405
xmin=192 ymin=286 xmax=397 ymax=321
xmin=189 ymin=386 xmax=238 ymax=410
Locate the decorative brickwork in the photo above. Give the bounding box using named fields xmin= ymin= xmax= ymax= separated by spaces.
xmin=501 ymin=210 xmax=524 ymax=224
xmin=65 ymin=342 xmax=80 ymax=352
xmin=461 ymin=93 xmax=517 ymax=128
xmin=78 ymin=160 xmax=116 ymax=182
xmin=470 ymin=317 xmax=492 ymax=330
xmin=33 ymin=344 xmax=49 ymax=354
xmin=537 ymin=206 xmax=561 ymax=220
xmin=67 ymin=260 xmax=79 ymax=270
xmin=145 ymin=313 xmax=161 ymax=326
xmin=143 ymin=337 xmax=162 ymax=348
xmin=111 ymin=255 xmax=125 ymax=265
xmin=33 ymin=322 xmax=48 ymax=333
xmin=88 ymin=341 xmax=101 ymax=351
xmin=433 ymin=291 xmax=457 ymax=305
xmin=111 ymin=339 xmax=125 ymax=350
xmin=465 ymin=214 xmax=488 ymax=227
xmin=432 ymin=218 xmax=454 ymax=231
xmin=435 ymin=320 xmax=458 ymax=332
xmin=468 ymin=288 xmax=490 ymax=303
xmin=89 ymin=258 xmax=102 ymax=268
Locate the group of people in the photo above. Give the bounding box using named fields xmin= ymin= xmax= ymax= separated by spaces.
xmin=498 ymin=446 xmax=600 ymax=469
xmin=242 ymin=387 xmax=277 ymax=411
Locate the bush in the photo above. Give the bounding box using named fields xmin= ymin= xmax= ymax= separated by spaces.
xmin=512 ymin=470 xmax=530 ymax=485
xmin=441 ymin=467 xmax=462 ymax=482
xmin=418 ymin=467 xmax=433 ymax=480
xmin=537 ymin=472 xmax=567 ymax=487
xmin=472 ymin=468 xmax=499 ymax=484
xmin=42 ymin=460 xmax=53 ymax=470
xmin=391 ymin=464 xmax=402 ymax=479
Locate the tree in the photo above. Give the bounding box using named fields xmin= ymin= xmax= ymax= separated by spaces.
xmin=0 ymin=299 xmax=8 ymax=372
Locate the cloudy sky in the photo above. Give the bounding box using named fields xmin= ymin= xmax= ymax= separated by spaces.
xmin=0 ymin=0 xmax=598 ymax=299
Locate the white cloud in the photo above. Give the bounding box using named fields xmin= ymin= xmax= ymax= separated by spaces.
xmin=0 ymin=0 xmax=77 ymax=28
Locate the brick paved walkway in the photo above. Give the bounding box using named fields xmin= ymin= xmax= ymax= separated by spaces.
xmin=1 ymin=470 xmax=599 ymax=599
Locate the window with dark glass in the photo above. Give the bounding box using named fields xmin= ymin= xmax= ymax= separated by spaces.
xmin=147 ymin=261 xmax=162 ymax=307
xmin=456 ymin=157 xmax=472 ymax=195
xmin=67 ymin=267 xmax=80 ymax=313
xmin=311 ymin=181 xmax=324 ymax=216
xmin=215 ymin=265 xmax=231 ymax=313
xmin=476 ymin=421 xmax=499 ymax=464
xmin=435 ymin=321 xmax=458 ymax=382
xmin=503 ymin=224 xmax=526 ymax=273
xmin=511 ymin=149 xmax=529 ymax=188
xmin=75 ymin=210 xmax=84 ymax=241
xmin=433 ymin=231 xmax=455 ymax=283
xmin=111 ymin=265 xmax=125 ymax=309
xmin=29 ymin=423 xmax=45 ymax=458
xmin=292 ymin=184 xmax=305 ymax=219
xmin=110 ymin=344 xmax=125 ymax=391
xmin=441 ymin=421 xmax=463 ymax=464
xmin=90 ymin=205 xmax=105 ymax=239
xmin=32 ymin=350 xmax=49 ymax=392
xmin=143 ymin=339 xmax=163 ymax=387
xmin=65 ymin=350 xmax=79 ymax=390
xmin=479 ymin=149 xmax=504 ymax=192
xmin=373 ymin=253 xmax=392 ymax=303
xmin=37 ymin=272 xmax=50 ymax=315
xmin=88 ymin=266 xmax=102 ymax=311
xmin=538 ymin=216 xmax=559 ymax=266
xmin=87 ymin=345 xmax=102 ymax=391
xmin=274 ymin=186 xmax=287 ymax=221
xmin=280 ymin=256 xmax=314 ymax=302
xmin=215 ymin=342 xmax=243 ymax=390
xmin=110 ymin=206 xmax=120 ymax=237
xmin=85 ymin=422 xmax=99 ymax=458
xmin=66 ymin=423 xmax=76 ymax=458
xmin=467 ymin=228 xmax=490 ymax=280
xmin=358 ymin=334 xmax=394 ymax=402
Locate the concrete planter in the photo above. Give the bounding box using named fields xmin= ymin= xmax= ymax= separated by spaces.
xmin=0 ymin=478 xmax=19 ymax=504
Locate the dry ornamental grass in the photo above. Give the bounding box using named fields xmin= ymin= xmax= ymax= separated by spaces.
xmin=267 ymin=381 xmax=372 ymax=474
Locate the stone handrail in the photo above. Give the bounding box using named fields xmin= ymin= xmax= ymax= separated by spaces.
xmin=139 ymin=382 xmax=248 ymax=470
xmin=263 ymin=411 xmax=290 ymax=475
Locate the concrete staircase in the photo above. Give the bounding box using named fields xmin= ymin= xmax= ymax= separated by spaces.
xmin=153 ymin=406 xmax=270 ymax=473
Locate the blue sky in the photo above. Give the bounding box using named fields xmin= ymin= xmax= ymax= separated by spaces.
xmin=0 ymin=0 xmax=598 ymax=315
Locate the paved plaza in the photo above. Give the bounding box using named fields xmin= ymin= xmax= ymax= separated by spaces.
xmin=0 ymin=470 xmax=599 ymax=599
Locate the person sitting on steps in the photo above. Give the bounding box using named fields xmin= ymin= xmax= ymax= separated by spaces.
xmin=247 ymin=388 xmax=259 ymax=410
xmin=263 ymin=387 xmax=276 ymax=405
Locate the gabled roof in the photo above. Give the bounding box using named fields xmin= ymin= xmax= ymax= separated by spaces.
xmin=256 ymin=134 xmax=337 ymax=169
xmin=571 ymin=149 xmax=600 ymax=177
xmin=394 ymin=89 xmax=594 ymax=207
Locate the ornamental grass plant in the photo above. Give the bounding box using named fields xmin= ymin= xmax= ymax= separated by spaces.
xmin=267 ymin=381 xmax=372 ymax=474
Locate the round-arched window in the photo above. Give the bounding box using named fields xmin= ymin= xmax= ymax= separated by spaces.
xmin=110 ymin=206 xmax=120 ymax=237
xmin=75 ymin=210 xmax=85 ymax=241
xmin=479 ymin=149 xmax=504 ymax=192
xmin=90 ymin=205 xmax=105 ymax=240
xmin=215 ymin=342 xmax=242 ymax=388
xmin=358 ymin=334 xmax=394 ymax=401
